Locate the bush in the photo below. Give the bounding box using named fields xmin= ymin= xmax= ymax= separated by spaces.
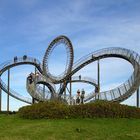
xmin=18 ymin=100 xmax=140 ymax=119
xmin=0 ymin=111 xmax=17 ymax=115
xmin=18 ymin=100 xmax=69 ymax=119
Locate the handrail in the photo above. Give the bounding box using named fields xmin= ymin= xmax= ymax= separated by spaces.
xmin=0 ymin=57 xmax=42 ymax=104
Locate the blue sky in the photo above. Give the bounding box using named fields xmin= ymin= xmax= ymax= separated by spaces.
xmin=0 ymin=0 xmax=140 ymax=110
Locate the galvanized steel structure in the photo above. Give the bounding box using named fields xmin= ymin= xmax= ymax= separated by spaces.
xmin=0 ymin=35 xmax=140 ymax=110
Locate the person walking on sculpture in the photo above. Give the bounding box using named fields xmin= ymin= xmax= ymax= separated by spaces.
xmin=76 ymin=89 xmax=81 ymax=104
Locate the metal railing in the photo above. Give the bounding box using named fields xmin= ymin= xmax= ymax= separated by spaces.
xmin=83 ymin=48 xmax=140 ymax=102
xmin=0 ymin=57 xmax=42 ymax=103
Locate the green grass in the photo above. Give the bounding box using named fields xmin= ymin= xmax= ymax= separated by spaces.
xmin=0 ymin=115 xmax=140 ymax=140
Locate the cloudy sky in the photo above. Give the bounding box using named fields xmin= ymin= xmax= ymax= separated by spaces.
xmin=0 ymin=0 xmax=140 ymax=110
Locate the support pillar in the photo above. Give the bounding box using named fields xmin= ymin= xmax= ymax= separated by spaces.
xmin=7 ymin=69 xmax=10 ymax=112
xmin=0 ymin=88 xmax=1 ymax=112
xmin=69 ymin=77 xmax=72 ymax=104
xmin=32 ymin=97 xmax=35 ymax=104
xmin=34 ymin=67 xmax=37 ymax=77
xmin=97 ymin=59 xmax=100 ymax=99
xmin=43 ymin=85 xmax=45 ymax=99
xmin=137 ymin=87 xmax=139 ymax=108
xmin=64 ymin=80 xmax=66 ymax=100
xmin=32 ymin=67 xmax=37 ymax=104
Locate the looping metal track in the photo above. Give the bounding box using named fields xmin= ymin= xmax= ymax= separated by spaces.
xmin=43 ymin=35 xmax=74 ymax=83
xmin=0 ymin=35 xmax=140 ymax=105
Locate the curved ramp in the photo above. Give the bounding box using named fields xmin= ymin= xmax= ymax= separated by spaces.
xmin=27 ymin=74 xmax=98 ymax=102
xmin=69 ymin=48 xmax=140 ymax=102
xmin=0 ymin=57 xmax=43 ymax=104
xmin=27 ymin=73 xmax=57 ymax=101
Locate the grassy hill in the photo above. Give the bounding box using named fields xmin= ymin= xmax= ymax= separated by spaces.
xmin=18 ymin=100 xmax=140 ymax=119
xmin=0 ymin=114 xmax=140 ymax=140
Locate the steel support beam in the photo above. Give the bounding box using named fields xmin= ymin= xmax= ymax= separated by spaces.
xmin=43 ymin=85 xmax=45 ymax=99
xmin=7 ymin=69 xmax=10 ymax=112
xmin=64 ymin=80 xmax=66 ymax=100
xmin=137 ymin=87 xmax=139 ymax=108
xmin=32 ymin=97 xmax=35 ymax=104
xmin=32 ymin=67 xmax=37 ymax=104
xmin=97 ymin=59 xmax=100 ymax=99
xmin=69 ymin=77 xmax=72 ymax=105
xmin=66 ymin=86 xmax=70 ymax=94
xmin=0 ymin=88 xmax=1 ymax=111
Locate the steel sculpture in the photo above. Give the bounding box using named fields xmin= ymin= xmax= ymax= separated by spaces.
xmin=0 ymin=35 xmax=140 ymax=109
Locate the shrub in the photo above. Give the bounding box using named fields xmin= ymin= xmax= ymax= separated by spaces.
xmin=18 ymin=100 xmax=69 ymax=119
xmin=18 ymin=100 xmax=140 ymax=119
xmin=0 ymin=111 xmax=17 ymax=115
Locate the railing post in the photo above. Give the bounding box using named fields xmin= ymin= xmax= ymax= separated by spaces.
xmin=137 ymin=87 xmax=139 ymax=108
xmin=112 ymin=90 xmax=115 ymax=99
xmin=7 ymin=69 xmax=10 ymax=112
xmin=110 ymin=91 xmax=113 ymax=100
xmin=124 ymin=84 xmax=127 ymax=92
xmin=104 ymin=92 xmax=107 ymax=100
xmin=118 ymin=88 xmax=121 ymax=96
